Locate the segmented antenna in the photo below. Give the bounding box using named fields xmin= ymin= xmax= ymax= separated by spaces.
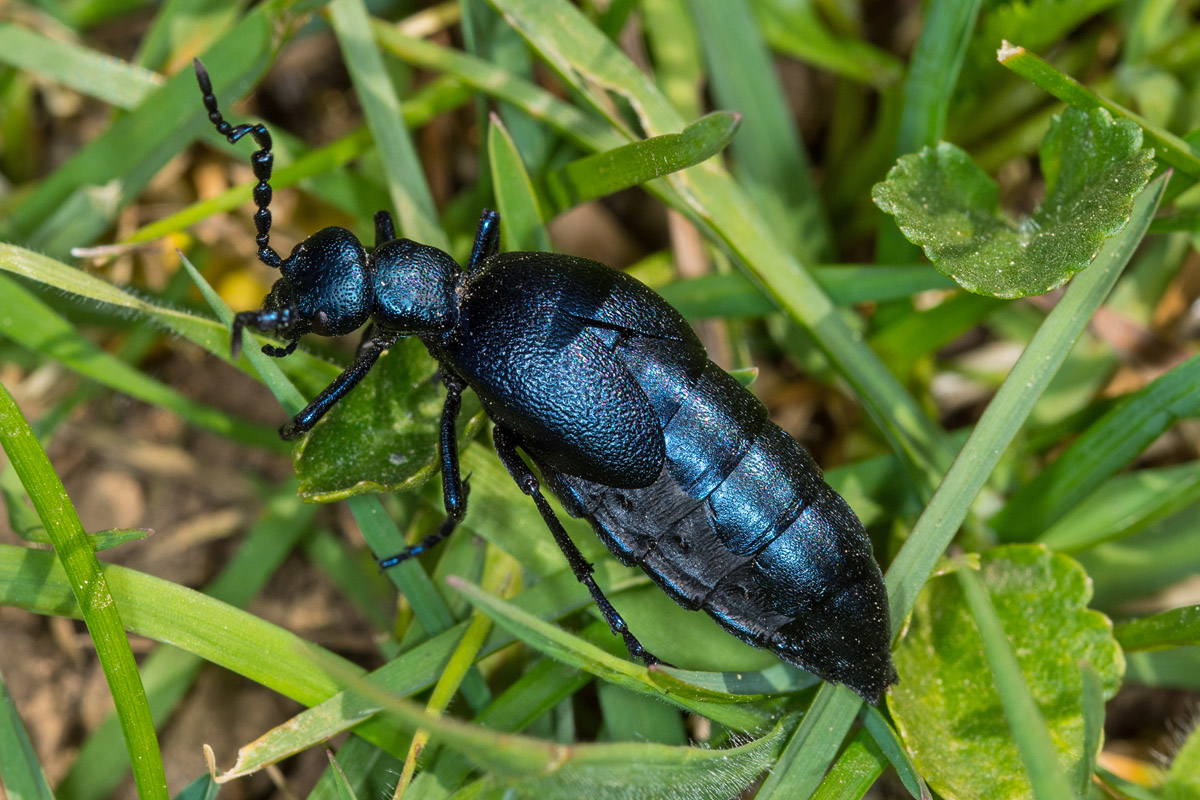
xmin=193 ymin=59 xmax=283 ymax=269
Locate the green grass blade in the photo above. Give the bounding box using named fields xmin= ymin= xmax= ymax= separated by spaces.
xmin=689 ymin=0 xmax=831 ymax=261
xmin=886 ymin=173 xmax=1165 ymax=633
xmin=447 ymin=576 xmax=770 ymax=731
xmin=1115 ymin=605 xmax=1200 ymax=651
xmin=954 ymin=562 xmax=1077 ymax=799
xmin=213 ymin=564 xmax=644 ymax=778
xmin=544 ymin=110 xmax=741 ymax=215
xmin=753 ymin=0 xmax=903 ymax=87
xmin=0 ymin=668 xmax=55 ymax=800
xmin=0 ymin=22 xmax=163 ymax=108
xmin=57 ymin=487 xmax=315 ymax=800
xmin=994 ymin=352 xmax=1200 ymax=540
xmin=754 ymin=684 xmax=861 ymax=798
xmin=328 ymin=0 xmax=447 ymax=248
xmin=322 ymin=657 xmax=789 ymax=800
xmin=809 ymin=728 xmax=887 ymax=800
xmin=488 ymin=115 xmax=551 ymax=251
xmin=0 ymin=273 xmax=280 ymax=449
xmin=0 ymin=387 xmax=168 ymax=800
xmin=999 ymin=42 xmax=1200 ymax=178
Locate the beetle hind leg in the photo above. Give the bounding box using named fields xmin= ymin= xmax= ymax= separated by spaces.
xmin=493 ymin=426 xmax=663 ymax=667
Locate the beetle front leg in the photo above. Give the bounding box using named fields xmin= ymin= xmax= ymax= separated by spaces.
xmin=438 ymin=372 xmax=467 ymax=519
xmin=492 ymin=426 xmax=662 ymax=666
xmin=279 ymin=332 xmax=399 ymax=440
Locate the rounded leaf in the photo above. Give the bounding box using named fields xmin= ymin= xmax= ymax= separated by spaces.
xmin=888 ymin=544 xmax=1124 ymax=800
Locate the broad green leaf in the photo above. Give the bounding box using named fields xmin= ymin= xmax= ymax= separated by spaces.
xmin=888 ymin=545 xmax=1123 ymax=800
xmin=1164 ymin=720 xmax=1200 ymax=800
xmin=873 ymin=107 xmax=1155 ymax=298
xmin=544 ymin=111 xmax=741 ymax=214
xmin=954 ymin=559 xmax=1077 ymax=799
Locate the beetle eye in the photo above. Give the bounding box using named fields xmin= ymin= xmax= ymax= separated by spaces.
xmin=313 ymin=310 xmax=331 ymax=334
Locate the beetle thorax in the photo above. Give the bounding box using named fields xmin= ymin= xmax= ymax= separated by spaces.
xmin=369 ymin=238 xmax=461 ymax=334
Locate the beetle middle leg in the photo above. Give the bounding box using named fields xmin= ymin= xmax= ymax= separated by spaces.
xmin=492 ymin=426 xmax=662 ymax=666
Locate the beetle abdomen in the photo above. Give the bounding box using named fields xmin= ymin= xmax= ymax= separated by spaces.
xmin=546 ymin=335 xmax=896 ymax=703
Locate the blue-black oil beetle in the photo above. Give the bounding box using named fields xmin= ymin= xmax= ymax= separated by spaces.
xmin=195 ymin=59 xmax=897 ymax=704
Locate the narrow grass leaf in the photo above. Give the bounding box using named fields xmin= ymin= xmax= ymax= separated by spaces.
xmin=950 ymin=554 xmax=1081 ymax=800
xmin=544 ymin=111 xmax=741 ymax=215
xmin=213 ymin=564 xmax=643 ymax=778
xmin=324 ymin=750 xmax=362 ymax=800
xmin=873 ymin=108 xmax=1155 ymax=297
xmin=171 ymin=773 xmax=220 ymax=800
xmin=689 ymin=0 xmax=830 ymax=261
xmin=752 ymin=0 xmax=903 ymax=87
xmin=372 ymin=23 xmax=619 ymax=153
xmin=993 ymin=351 xmax=1200 ymax=539
xmin=656 ymin=663 xmax=818 ymax=697
xmin=0 ymin=544 xmax=360 ymax=710
xmin=1115 ymin=605 xmax=1200 ymax=651
xmin=488 ymin=115 xmax=551 ymax=252
xmin=657 ymin=266 xmax=955 ymax=318
xmin=754 ymin=684 xmax=861 ymax=799
xmin=0 ymin=669 xmax=55 ymax=800
xmin=446 ymin=576 xmax=770 ymax=730
xmin=0 ymin=273 xmax=280 ymax=449
xmin=329 ymin=662 xmax=789 ymax=800
xmin=18 ymin=525 xmax=152 ymax=551
xmin=328 ymin=0 xmax=447 ymax=249
xmin=0 ymin=23 xmax=163 ymax=108
xmin=0 ymin=244 xmax=336 ymax=397
xmin=763 ymin=164 xmax=1165 ymax=800
xmin=396 ymin=601 xmax=496 ymax=795
xmin=1038 ymin=461 xmax=1200 ymax=551
xmin=809 ymin=728 xmax=886 ymax=800
xmin=1078 ymin=663 xmax=1104 ymax=797
xmin=999 ymin=42 xmax=1200 ymax=178
xmin=860 ymin=705 xmax=928 ymax=799
xmin=0 ymin=388 xmax=168 ymax=800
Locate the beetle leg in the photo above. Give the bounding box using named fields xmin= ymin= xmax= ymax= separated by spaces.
xmin=492 ymin=426 xmax=662 ymax=667
xmin=466 ymin=209 xmax=501 ymax=273
xmin=373 ymin=210 xmax=396 ymax=248
xmin=438 ymin=372 xmax=468 ymax=519
xmin=279 ymin=332 xmax=399 ymax=440
xmin=377 ymin=479 xmax=470 ymax=570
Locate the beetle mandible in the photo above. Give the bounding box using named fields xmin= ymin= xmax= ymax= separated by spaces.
xmin=194 ymin=60 xmax=897 ymax=704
